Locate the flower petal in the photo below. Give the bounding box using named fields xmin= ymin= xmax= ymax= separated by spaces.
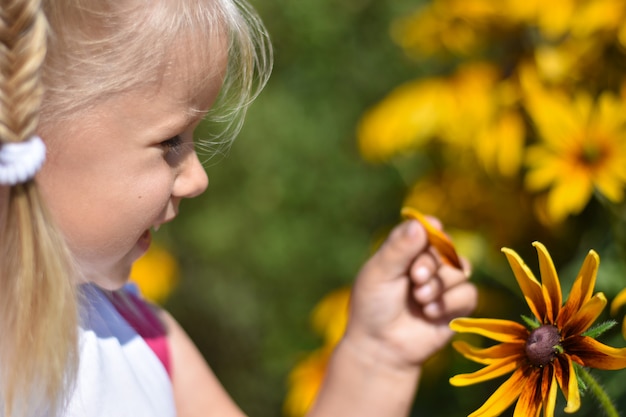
xmin=558 ymin=250 xmax=599 ymax=328
xmin=554 ymin=355 xmax=580 ymax=413
xmin=610 ymin=287 xmax=626 ymax=316
xmin=561 ymin=293 xmax=607 ymax=337
xmin=450 ymin=358 xmax=521 ymax=386
xmin=542 ymin=366 xmax=558 ymax=417
xmin=513 ymin=367 xmax=542 ymax=417
xmin=502 ymin=247 xmax=546 ymax=322
xmin=452 ymin=340 xmax=525 ymax=365
xmin=401 ymin=207 xmax=462 ymax=268
xmin=564 ymin=336 xmax=626 ymax=370
xmin=450 ymin=318 xmax=529 ymax=342
xmin=533 ymin=242 xmax=562 ymax=324
xmin=467 ymin=367 xmax=527 ymax=417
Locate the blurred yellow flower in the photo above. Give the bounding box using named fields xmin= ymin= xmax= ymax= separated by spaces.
xmin=569 ymin=0 xmax=626 ymax=38
xmin=402 ymin=169 xmax=537 ymax=249
xmin=611 ymin=288 xmax=626 ymax=340
xmin=441 ymin=63 xmax=525 ymax=177
xmin=283 ymin=347 xmax=332 ymax=417
xmin=283 ymin=287 xmax=351 ymax=417
xmin=533 ymin=39 xmax=601 ymax=84
xmin=356 ymin=78 xmax=449 ymax=162
xmin=523 ymin=84 xmax=626 ymax=223
xmin=391 ymin=3 xmax=485 ymax=58
xmin=310 ymin=286 xmax=351 ymax=346
xmin=130 ymin=243 xmax=179 ymax=304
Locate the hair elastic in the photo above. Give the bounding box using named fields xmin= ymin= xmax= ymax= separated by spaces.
xmin=0 ymin=135 xmax=46 ymax=186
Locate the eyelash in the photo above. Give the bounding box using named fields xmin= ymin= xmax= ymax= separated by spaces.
xmin=161 ymin=135 xmax=184 ymax=150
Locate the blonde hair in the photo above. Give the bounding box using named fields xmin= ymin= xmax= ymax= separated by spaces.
xmin=40 ymin=0 xmax=272 ymax=155
xmin=1 ymin=0 xmax=272 ymax=415
xmin=0 ymin=0 xmax=78 ymax=416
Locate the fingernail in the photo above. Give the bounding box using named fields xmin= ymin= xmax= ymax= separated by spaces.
xmin=424 ymin=302 xmax=441 ymax=317
xmin=416 ymin=284 xmax=432 ymax=299
xmin=405 ymin=219 xmax=420 ymax=237
xmin=415 ymin=266 xmax=430 ymax=283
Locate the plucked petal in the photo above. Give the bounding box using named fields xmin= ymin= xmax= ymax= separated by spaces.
xmin=558 ymin=250 xmax=599 ymax=328
xmin=450 ymin=318 xmax=529 ymax=342
xmin=450 ymin=358 xmax=521 ymax=386
xmin=561 ymin=293 xmax=607 ymax=337
xmin=401 ymin=207 xmax=462 ymax=268
xmin=452 ymin=340 xmax=525 ymax=364
xmin=502 ymin=247 xmax=546 ymax=321
xmin=513 ymin=368 xmax=542 ymax=417
xmin=467 ymin=367 xmax=528 ymax=417
xmin=564 ymin=336 xmax=626 ymax=370
xmin=533 ymin=242 xmax=562 ymax=324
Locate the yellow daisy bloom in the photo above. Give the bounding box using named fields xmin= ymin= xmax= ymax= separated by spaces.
xmin=524 ymin=86 xmax=626 ymax=223
xmin=356 ymin=78 xmax=450 ymax=162
xmin=450 ymin=242 xmax=626 ymax=417
xmin=130 ymin=243 xmax=179 ymax=304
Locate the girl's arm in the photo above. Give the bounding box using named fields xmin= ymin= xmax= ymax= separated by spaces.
xmin=161 ymin=310 xmax=248 ymax=417
xmin=164 ymin=218 xmax=475 ymax=417
xmin=307 ymin=219 xmax=477 ymax=417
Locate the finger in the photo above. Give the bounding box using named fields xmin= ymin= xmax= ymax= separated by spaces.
xmin=360 ymin=219 xmax=428 ymax=283
xmin=412 ymin=257 xmax=469 ymax=304
xmin=413 ymin=275 xmax=442 ymax=305
xmin=421 ymin=282 xmax=478 ymax=320
xmin=410 ymin=251 xmax=438 ymax=285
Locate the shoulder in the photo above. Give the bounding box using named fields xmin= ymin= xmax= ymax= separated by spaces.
xmin=157 ymin=310 xmax=247 ymax=417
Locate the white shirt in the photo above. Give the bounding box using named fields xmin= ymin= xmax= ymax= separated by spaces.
xmin=64 ymin=285 xmax=176 ymax=417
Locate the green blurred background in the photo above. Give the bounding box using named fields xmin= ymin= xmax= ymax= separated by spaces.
xmin=162 ymin=0 xmax=424 ymax=415
xmin=144 ymin=0 xmax=626 ymax=416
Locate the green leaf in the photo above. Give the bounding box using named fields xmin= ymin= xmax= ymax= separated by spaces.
xmin=582 ymin=320 xmax=617 ymax=339
xmin=521 ymin=314 xmax=541 ymax=330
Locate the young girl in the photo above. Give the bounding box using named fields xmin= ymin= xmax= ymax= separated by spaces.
xmin=0 ymin=0 xmax=477 ymax=416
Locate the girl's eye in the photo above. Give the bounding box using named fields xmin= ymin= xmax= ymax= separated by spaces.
xmin=161 ymin=135 xmax=183 ymax=150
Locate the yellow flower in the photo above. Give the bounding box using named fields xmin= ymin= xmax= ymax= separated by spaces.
xmin=611 ymin=288 xmax=626 ymax=340
xmin=130 ymin=243 xmax=179 ymax=304
xmin=441 ymin=63 xmax=526 ymax=178
xmin=310 ymin=287 xmax=351 ymax=346
xmin=523 ymin=84 xmax=626 ymax=223
xmin=450 ymin=242 xmax=626 ymax=417
xmin=283 ymin=288 xmax=351 ymax=417
xmin=283 ymin=347 xmax=332 ymax=417
xmin=356 ymin=78 xmax=450 ymax=162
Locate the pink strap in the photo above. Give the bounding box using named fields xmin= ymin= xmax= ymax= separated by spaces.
xmin=109 ymin=289 xmax=172 ymax=377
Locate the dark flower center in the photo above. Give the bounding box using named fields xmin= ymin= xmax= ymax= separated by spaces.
xmin=525 ymin=325 xmax=561 ymax=367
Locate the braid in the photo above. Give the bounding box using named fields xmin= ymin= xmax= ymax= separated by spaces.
xmin=0 ymin=1 xmax=78 ymax=416
xmin=0 ymin=0 xmax=46 ymax=143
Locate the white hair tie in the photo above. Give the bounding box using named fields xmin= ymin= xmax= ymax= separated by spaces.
xmin=0 ymin=135 xmax=46 ymax=186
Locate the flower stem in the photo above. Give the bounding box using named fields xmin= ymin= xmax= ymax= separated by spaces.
xmin=577 ymin=367 xmax=620 ymax=417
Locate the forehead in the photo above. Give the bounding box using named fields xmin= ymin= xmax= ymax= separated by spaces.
xmin=159 ymin=29 xmax=229 ymax=115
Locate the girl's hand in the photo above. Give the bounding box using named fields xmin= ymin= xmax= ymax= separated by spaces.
xmin=344 ymin=218 xmax=477 ymax=370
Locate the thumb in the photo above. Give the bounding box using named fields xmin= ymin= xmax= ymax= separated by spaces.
xmin=359 ymin=220 xmax=429 ymax=285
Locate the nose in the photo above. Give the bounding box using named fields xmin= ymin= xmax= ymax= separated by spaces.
xmin=173 ymin=149 xmax=209 ymax=199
